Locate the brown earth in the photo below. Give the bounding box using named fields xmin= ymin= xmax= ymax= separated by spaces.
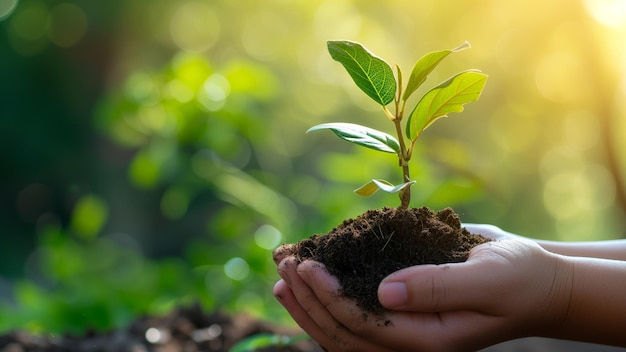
xmin=275 ymin=206 xmax=491 ymax=315
xmin=3 ymin=304 xmax=622 ymax=352
xmin=0 ymin=304 xmax=323 ymax=352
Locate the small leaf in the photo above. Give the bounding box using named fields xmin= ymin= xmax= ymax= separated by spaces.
xmin=354 ymin=179 xmax=415 ymax=196
xmin=307 ymin=123 xmax=400 ymax=154
xmin=229 ymin=333 xmax=311 ymax=352
xmin=403 ymin=41 xmax=471 ymax=101
xmin=327 ymin=41 xmax=396 ymax=106
xmin=406 ymin=70 xmax=487 ymax=140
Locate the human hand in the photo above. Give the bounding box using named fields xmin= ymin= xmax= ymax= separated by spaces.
xmin=462 ymin=223 xmax=527 ymax=242
xmin=273 ymin=238 xmax=573 ymax=351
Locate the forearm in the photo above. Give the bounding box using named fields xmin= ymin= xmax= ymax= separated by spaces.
xmin=550 ymin=255 xmax=626 ymax=346
xmin=537 ymin=239 xmax=626 ymax=261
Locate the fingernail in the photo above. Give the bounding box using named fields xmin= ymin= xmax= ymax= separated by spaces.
xmin=273 ymin=280 xmax=286 ymax=302
xmin=379 ymin=282 xmax=407 ymax=308
xmin=297 ymin=260 xmax=325 ymax=273
xmin=277 ymin=258 xmax=294 ymax=286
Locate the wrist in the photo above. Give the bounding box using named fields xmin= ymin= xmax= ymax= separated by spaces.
xmin=550 ymin=256 xmax=626 ymax=345
xmin=530 ymin=252 xmax=575 ymax=338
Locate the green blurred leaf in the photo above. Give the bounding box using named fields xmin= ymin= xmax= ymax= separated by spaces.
xmin=161 ymin=187 xmax=190 ymax=220
xmin=129 ymin=151 xmax=160 ymax=189
xmin=406 ymin=70 xmax=487 ymax=140
xmin=224 ymin=60 xmax=279 ymax=99
xmin=70 ymin=194 xmax=109 ymax=239
xmin=327 ymin=41 xmax=396 ymax=106
xmin=229 ymin=333 xmax=310 ymax=352
xmin=354 ymin=179 xmax=415 ymax=196
xmin=171 ymin=53 xmax=214 ymax=90
xmin=403 ymin=41 xmax=471 ymax=101
xmin=307 ymin=123 xmax=400 ymax=154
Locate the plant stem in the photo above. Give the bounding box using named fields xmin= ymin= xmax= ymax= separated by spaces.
xmin=392 ymin=117 xmax=411 ymax=209
xmin=399 ymin=162 xmax=411 ymax=209
xmin=387 ymin=69 xmax=412 ymax=209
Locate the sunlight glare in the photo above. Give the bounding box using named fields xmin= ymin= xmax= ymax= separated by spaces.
xmin=584 ymin=0 xmax=626 ymax=28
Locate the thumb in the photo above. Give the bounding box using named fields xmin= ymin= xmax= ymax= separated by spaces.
xmin=378 ymin=244 xmax=497 ymax=312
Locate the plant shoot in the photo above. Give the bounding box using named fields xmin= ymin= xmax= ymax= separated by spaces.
xmin=308 ymin=40 xmax=488 ymax=209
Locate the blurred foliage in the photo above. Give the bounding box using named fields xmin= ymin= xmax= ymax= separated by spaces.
xmin=1 ymin=0 xmax=626 ymax=335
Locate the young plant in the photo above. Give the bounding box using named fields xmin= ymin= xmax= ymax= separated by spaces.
xmin=308 ymin=40 xmax=488 ymax=209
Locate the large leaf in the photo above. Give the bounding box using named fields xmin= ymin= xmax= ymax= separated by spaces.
xmin=402 ymin=41 xmax=471 ymax=101
xmin=406 ymin=70 xmax=487 ymax=140
xmin=354 ymin=179 xmax=415 ymax=196
xmin=327 ymin=41 xmax=396 ymax=106
xmin=307 ymin=123 xmax=400 ymax=154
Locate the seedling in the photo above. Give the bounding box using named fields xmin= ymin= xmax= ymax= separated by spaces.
xmin=308 ymin=40 xmax=488 ymax=209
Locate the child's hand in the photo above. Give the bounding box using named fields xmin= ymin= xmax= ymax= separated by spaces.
xmin=274 ymin=238 xmax=571 ymax=351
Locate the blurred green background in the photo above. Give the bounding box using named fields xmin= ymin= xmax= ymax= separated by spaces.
xmin=1 ymin=0 xmax=625 ymax=335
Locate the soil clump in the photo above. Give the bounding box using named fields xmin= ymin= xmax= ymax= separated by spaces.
xmin=276 ymin=206 xmax=491 ymax=315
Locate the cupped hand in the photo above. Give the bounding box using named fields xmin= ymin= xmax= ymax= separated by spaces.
xmin=462 ymin=223 xmax=528 ymax=241
xmin=273 ymin=238 xmax=573 ymax=351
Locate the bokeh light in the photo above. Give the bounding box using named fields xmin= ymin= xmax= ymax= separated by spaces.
xmin=48 ymin=3 xmax=87 ymax=48
xmin=0 ymin=0 xmax=18 ymax=21
xmin=161 ymin=187 xmax=190 ymax=220
xmin=169 ymin=1 xmax=219 ymax=52
xmin=584 ymin=0 xmax=626 ymax=28
xmin=535 ymin=51 xmax=586 ymax=103
xmin=223 ymin=257 xmax=249 ymax=281
xmin=69 ymin=195 xmax=109 ymax=240
xmin=7 ymin=1 xmax=49 ymax=55
xmin=198 ymin=73 xmax=230 ymax=111
xmin=254 ymin=225 xmax=282 ymax=250
xmin=241 ymin=11 xmax=287 ymax=61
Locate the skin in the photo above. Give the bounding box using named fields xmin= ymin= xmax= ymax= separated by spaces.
xmin=273 ymin=224 xmax=626 ymax=351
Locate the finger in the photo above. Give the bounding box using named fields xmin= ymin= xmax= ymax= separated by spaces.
xmin=294 ymin=260 xmax=393 ymax=352
xmin=273 ymin=244 xmax=295 ymax=265
xmin=299 ymin=260 xmax=514 ymax=351
xmin=276 ymin=256 xmax=295 ymax=287
xmin=462 ymin=223 xmax=502 ymax=239
xmin=273 ymin=279 xmax=337 ymax=350
xmin=378 ymin=242 xmax=508 ymax=312
xmin=463 ymin=223 xmax=523 ymax=241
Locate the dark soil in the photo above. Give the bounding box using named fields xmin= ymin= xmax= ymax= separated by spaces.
xmin=0 ymin=304 xmax=323 ymax=352
xmin=276 ymin=206 xmax=491 ymax=315
xmin=3 ymin=305 xmax=621 ymax=352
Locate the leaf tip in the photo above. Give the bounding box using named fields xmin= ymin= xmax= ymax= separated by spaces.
xmin=454 ymin=41 xmax=471 ymax=52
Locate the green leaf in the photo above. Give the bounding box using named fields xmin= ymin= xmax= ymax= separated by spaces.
xmin=402 ymin=41 xmax=471 ymax=102
xmin=307 ymin=123 xmax=400 ymax=154
xmin=354 ymin=179 xmax=415 ymax=196
xmin=229 ymin=333 xmax=310 ymax=352
xmin=406 ymin=70 xmax=487 ymax=140
xmin=327 ymin=41 xmax=396 ymax=106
